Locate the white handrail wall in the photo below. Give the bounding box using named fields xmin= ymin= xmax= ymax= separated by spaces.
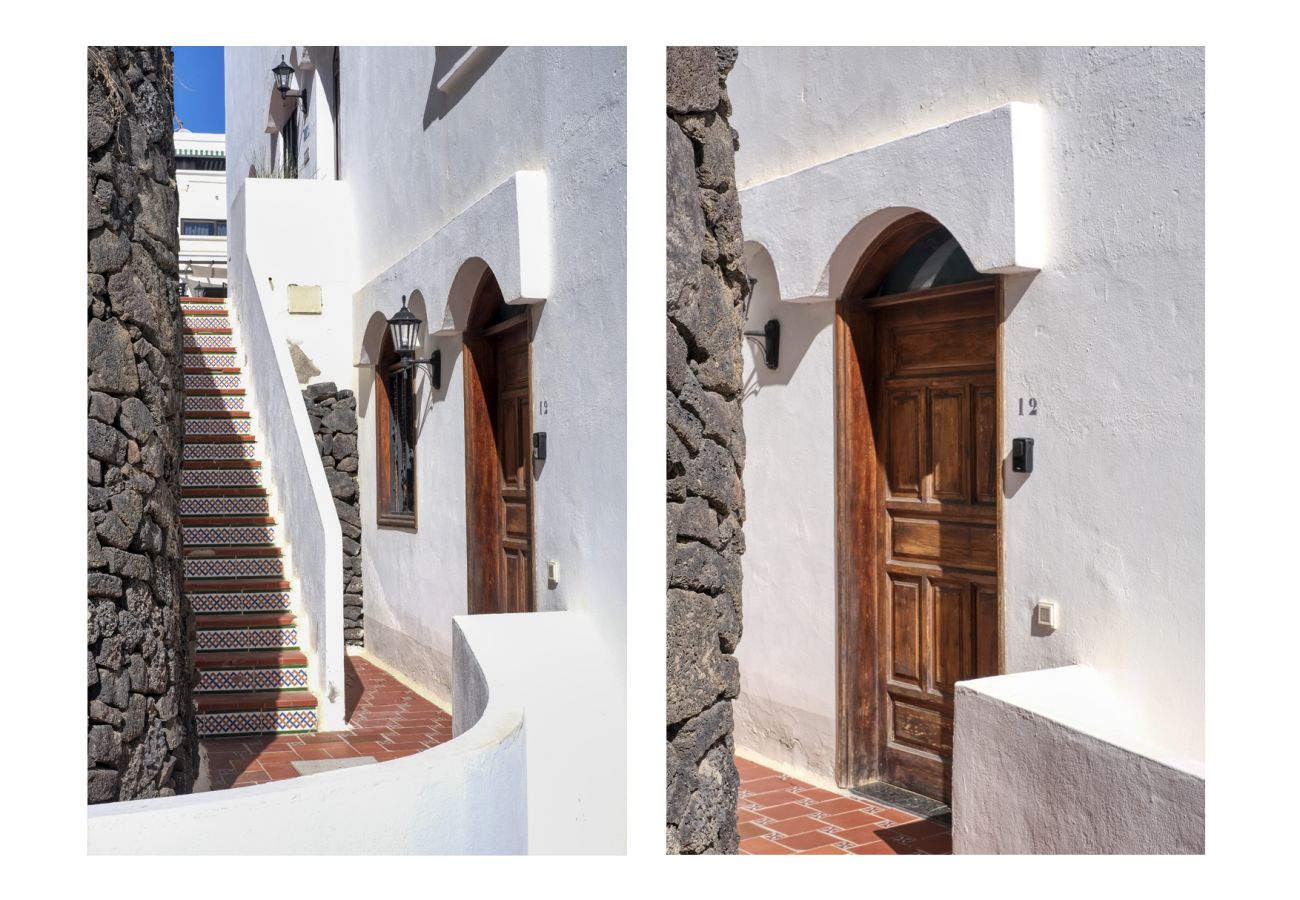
xmin=226 ymin=181 xmax=346 ymax=729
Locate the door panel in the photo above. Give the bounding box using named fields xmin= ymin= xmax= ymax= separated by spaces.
xmin=494 ymin=323 xmax=534 ymax=614
xmin=873 ymin=288 xmax=999 ymax=801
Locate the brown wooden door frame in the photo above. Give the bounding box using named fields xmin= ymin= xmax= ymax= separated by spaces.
xmin=462 ymin=272 xmax=537 ymax=615
xmin=833 ymin=214 xmax=1005 ymax=793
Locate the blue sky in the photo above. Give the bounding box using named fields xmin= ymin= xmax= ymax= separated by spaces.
xmin=173 ymin=46 xmax=225 ymax=133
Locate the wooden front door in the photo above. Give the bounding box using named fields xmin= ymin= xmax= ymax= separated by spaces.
xmin=464 ymin=275 xmax=535 ymax=615
xmin=871 ymin=286 xmax=999 ymax=800
xmin=491 ymin=317 xmax=534 ymax=613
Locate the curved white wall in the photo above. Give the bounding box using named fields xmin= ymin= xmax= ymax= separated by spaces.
xmin=728 ymin=47 xmax=1205 ymax=779
xmin=87 ymin=612 xmax=528 ymax=855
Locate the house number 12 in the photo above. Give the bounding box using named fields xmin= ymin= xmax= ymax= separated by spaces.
xmin=1018 ymin=398 xmax=1039 ymax=416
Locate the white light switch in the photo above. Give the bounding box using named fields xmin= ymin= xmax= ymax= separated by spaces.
xmin=547 ymin=560 xmax=560 ymax=589
xmin=1034 ymin=599 xmax=1059 ymax=631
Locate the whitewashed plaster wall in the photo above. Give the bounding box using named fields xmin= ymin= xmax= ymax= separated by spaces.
xmin=225 ymin=47 xmax=627 ymax=733
xmin=727 ymin=47 xmax=1205 ymax=779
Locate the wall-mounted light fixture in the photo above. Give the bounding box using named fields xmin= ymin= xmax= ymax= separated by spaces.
xmin=272 ymin=55 xmax=295 ymax=100
xmin=387 ymin=295 xmax=442 ymax=390
xmin=744 ymin=319 xmax=781 ymax=370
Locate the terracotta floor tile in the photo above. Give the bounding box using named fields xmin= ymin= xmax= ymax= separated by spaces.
xmin=737 ymin=821 xmax=773 ymax=840
xmin=733 ymin=753 xmax=950 ymax=856
xmin=772 ymin=829 xmax=843 ymax=852
xmin=764 ymin=814 xmax=827 ymax=837
xmin=739 ymin=836 xmax=789 ymax=855
xmin=754 ymin=801 xmax=813 ymax=821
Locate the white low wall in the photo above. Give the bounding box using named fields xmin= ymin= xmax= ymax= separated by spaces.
xmin=87 ymin=617 xmax=527 ymax=854
xmin=228 ymin=183 xmax=346 ymax=731
xmin=953 ymin=666 xmax=1205 ymax=854
xmin=452 ymin=611 xmax=626 ymax=855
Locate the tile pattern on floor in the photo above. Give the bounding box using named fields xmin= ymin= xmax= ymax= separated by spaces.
xmin=199 ymin=656 xmax=454 ymax=790
xmin=736 ymin=757 xmax=952 ymax=855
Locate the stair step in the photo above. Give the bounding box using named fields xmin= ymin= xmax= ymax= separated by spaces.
xmin=185 ymin=417 xmax=253 ymax=437
xmin=179 ymin=495 xmax=270 ymax=515
xmin=182 ymin=431 xmax=257 ymax=442
xmin=184 ymin=409 xmax=251 ymax=418
xmin=183 ymin=515 xmax=276 ymax=526
xmin=195 ymin=694 xmax=319 ymax=737
xmin=183 ymin=366 xmax=242 ymax=375
xmin=189 ymin=587 xmax=291 ymax=614
xmin=181 ymin=313 xmax=230 ymax=325
xmin=182 ymin=458 xmax=261 ymax=469
xmin=184 ymin=395 xmax=247 ymax=413
xmin=183 ymin=445 xmax=259 ymax=462
xmin=184 ymin=545 xmax=282 ymax=558
xmin=185 ymin=372 xmax=243 ymax=391
xmin=182 ymin=325 xmax=232 ymax=335
xmin=179 ymin=302 xmax=228 ymax=314
xmin=197 ymin=628 xmax=299 ymax=654
xmin=180 ymin=468 xmax=264 ymax=488
xmin=184 ymin=555 xmax=285 ymax=579
xmin=183 ymin=524 xmax=278 ymax=546
xmin=195 ymin=650 xmax=309 ymax=694
xmin=182 ymin=333 xmax=235 ymax=351
xmin=185 ymin=578 xmax=291 ymax=593
xmin=180 ymin=486 xmax=269 ymax=498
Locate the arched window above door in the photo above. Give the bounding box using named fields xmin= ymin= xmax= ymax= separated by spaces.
xmin=871 ymin=225 xmax=981 ymax=298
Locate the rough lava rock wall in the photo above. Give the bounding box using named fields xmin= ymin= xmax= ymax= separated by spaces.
xmin=87 ymin=46 xmax=197 ymax=802
xmin=302 ymin=382 xmax=364 ymax=644
xmin=666 ymin=46 xmax=749 ymax=855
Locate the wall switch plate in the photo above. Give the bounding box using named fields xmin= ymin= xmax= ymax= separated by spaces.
xmin=547 ymin=559 xmax=560 ymax=589
xmin=1034 ymin=599 xmax=1059 ymax=631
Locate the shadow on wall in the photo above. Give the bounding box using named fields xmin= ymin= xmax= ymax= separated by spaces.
xmin=423 ymin=47 xmax=506 ymax=129
xmin=741 ymin=242 xmax=830 ymax=401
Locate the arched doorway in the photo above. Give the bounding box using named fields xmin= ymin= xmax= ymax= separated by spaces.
xmin=462 ymin=268 xmax=535 ymax=614
xmin=835 ymin=212 xmax=1001 ymax=805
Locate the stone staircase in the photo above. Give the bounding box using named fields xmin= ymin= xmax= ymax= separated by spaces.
xmin=180 ymin=296 xmax=319 ymax=739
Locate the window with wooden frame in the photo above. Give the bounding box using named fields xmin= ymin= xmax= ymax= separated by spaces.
xmin=375 ymin=330 xmax=417 ymax=527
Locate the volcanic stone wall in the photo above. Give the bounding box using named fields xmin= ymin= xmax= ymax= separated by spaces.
xmin=87 ymin=46 xmax=197 ymax=802
xmin=302 ymin=382 xmax=364 ymax=644
xmin=666 ymin=46 xmax=749 ymax=855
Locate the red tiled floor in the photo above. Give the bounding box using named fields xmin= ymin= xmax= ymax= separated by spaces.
xmin=199 ymin=655 xmax=453 ymax=792
xmin=735 ymin=756 xmax=951 ymax=855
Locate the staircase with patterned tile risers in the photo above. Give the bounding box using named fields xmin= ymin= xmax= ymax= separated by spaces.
xmin=180 ymin=296 xmax=319 ymax=739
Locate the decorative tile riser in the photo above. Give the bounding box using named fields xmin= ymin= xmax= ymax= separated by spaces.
xmin=184 ymin=525 xmax=277 ymax=546
xmin=180 ymin=496 xmax=270 ymax=516
xmin=181 ymin=469 xmax=264 ymax=488
xmin=196 ymin=708 xmax=317 ymax=738
xmin=185 ymin=373 xmax=243 ymax=391
xmin=196 ymin=626 xmax=299 ymax=651
xmin=182 ymin=333 xmax=235 ymax=351
xmin=185 ymin=557 xmax=284 ymax=579
xmin=183 ymin=443 xmax=258 ymax=461
xmin=184 ymin=395 xmax=247 ymax=413
xmin=196 ymin=666 xmax=309 ymax=693
xmin=179 ymin=302 xmax=228 ymax=314
xmin=189 ymin=590 xmax=292 ymax=614
xmin=182 ymin=315 xmax=231 ymax=330
xmin=184 ymin=352 xmax=239 ymax=369
xmin=185 ymin=418 xmax=253 ymax=436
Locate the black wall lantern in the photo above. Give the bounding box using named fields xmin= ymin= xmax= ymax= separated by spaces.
xmin=272 ymin=55 xmax=295 ymax=99
xmin=387 ymin=295 xmax=442 ymax=390
xmin=744 ymin=319 xmax=781 ymax=370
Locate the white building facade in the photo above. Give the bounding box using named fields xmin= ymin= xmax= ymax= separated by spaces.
xmin=89 ymin=45 xmax=627 ymax=855
xmin=174 ymin=130 xmax=228 ymax=296
xmin=726 ymin=47 xmax=1204 ymax=852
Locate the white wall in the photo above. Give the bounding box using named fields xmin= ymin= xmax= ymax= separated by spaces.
xmin=953 ymin=667 xmax=1204 ymax=853
xmin=223 ymin=47 xmax=627 ymax=844
xmin=727 ymin=47 xmax=1205 ymax=778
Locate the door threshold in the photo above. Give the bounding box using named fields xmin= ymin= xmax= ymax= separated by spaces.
xmin=850 ymin=781 xmax=951 ymax=823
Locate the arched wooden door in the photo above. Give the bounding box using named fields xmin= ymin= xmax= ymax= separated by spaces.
xmin=836 ymin=213 xmax=1002 ymax=804
xmin=463 ymin=270 xmax=535 ymax=614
